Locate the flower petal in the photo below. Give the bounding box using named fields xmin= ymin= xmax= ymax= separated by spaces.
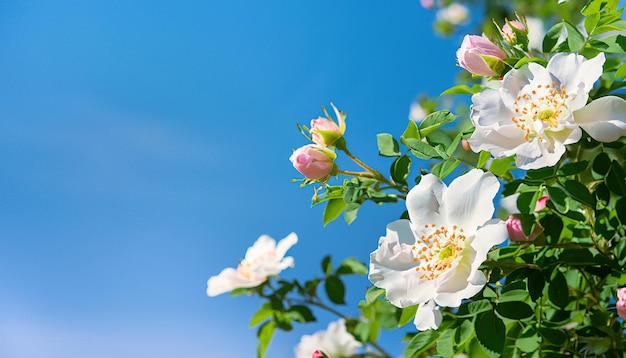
xmin=547 ymin=53 xmax=605 ymax=94
xmin=469 ymin=219 xmax=508 ymax=273
xmin=441 ymin=169 xmax=500 ymax=232
xmin=435 ymin=270 xmax=486 ymax=307
xmin=206 ymin=268 xmax=263 ymax=297
xmin=275 ymin=232 xmax=298 ymax=259
xmin=369 ymin=220 xmax=435 ymax=307
xmin=574 ymin=96 xmax=626 ymax=142
xmin=406 ymin=174 xmax=445 ymax=226
xmin=244 ymin=235 xmax=276 ymax=260
xmin=413 ymin=300 xmax=442 ymax=330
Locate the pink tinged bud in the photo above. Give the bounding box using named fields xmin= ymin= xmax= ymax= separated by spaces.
xmin=617 ymin=287 xmax=626 ymax=320
xmin=290 ymin=144 xmax=335 ymax=180
xmin=310 ymin=117 xmax=342 ymax=146
xmin=502 ymin=20 xmax=527 ymax=43
xmin=311 ymin=350 xmax=328 ymax=358
xmin=456 ymin=35 xmax=507 ymax=77
xmin=506 ymin=215 xmax=544 ymax=242
xmin=461 ymin=139 xmax=472 ymax=151
xmin=536 ymin=196 xmax=549 ymax=211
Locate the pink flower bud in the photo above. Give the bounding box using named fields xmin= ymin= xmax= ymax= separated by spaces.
xmin=311 ymin=350 xmax=328 ymax=358
xmin=456 ymin=35 xmax=507 ymax=77
xmin=461 ymin=139 xmax=472 ymax=151
xmin=290 ymin=144 xmax=335 ymax=180
xmin=617 ymin=287 xmax=626 ymax=320
xmin=506 ymin=214 xmax=544 ymax=242
xmin=502 ymin=20 xmax=526 ymax=40
xmin=536 ymin=196 xmax=549 ymax=211
xmin=310 ymin=117 xmax=342 ymax=146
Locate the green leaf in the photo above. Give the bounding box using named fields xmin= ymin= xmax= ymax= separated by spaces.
xmin=615 ymin=62 xmax=626 ymax=79
xmin=546 ymin=185 xmax=569 ymax=213
xmin=477 ymin=150 xmax=491 ymax=168
xmin=354 ymin=321 xmax=371 ymax=343
xmin=606 ymin=160 xmax=626 ymax=195
xmin=564 ymin=20 xmax=586 ymax=52
xmin=489 ymin=156 xmax=516 ymax=177
xmin=455 ymin=320 xmax=475 ymax=346
xmin=324 ymin=275 xmax=346 ymax=304
xmin=562 ymin=180 xmax=596 ymax=208
xmin=527 ymin=270 xmax=545 ymax=302
xmin=592 ymin=152 xmax=611 ymax=178
xmin=463 ymin=299 xmax=492 ymax=316
xmin=323 ymin=198 xmax=347 ymax=226
xmin=401 ymin=119 xmax=420 ymax=141
xmin=440 ymin=84 xmax=485 ymax=95
xmin=517 ymin=191 xmax=541 ymax=214
xmin=343 ymin=202 xmax=360 ymax=225
xmin=419 ymin=110 xmax=457 ymax=137
xmin=548 ymin=270 xmax=569 ymax=309
xmin=475 ymin=309 xmax=505 ymax=356
xmin=437 ymin=329 xmax=454 ymax=358
xmin=256 ymin=320 xmax=276 ymax=358
xmin=584 ymin=11 xmax=601 ymax=35
xmin=321 ymin=255 xmax=332 ymax=276
xmin=446 ymin=132 xmax=463 ymax=157
xmin=398 ymin=305 xmax=418 ymax=327
xmin=539 ymin=328 xmax=568 ymax=346
xmin=516 ymin=325 xmax=540 ymax=353
xmin=250 ymin=302 xmax=274 ymax=327
xmin=365 ymin=286 xmax=385 ymax=304
xmin=582 ymin=0 xmax=619 ymax=15
xmin=543 ymin=22 xmax=564 ymax=53
xmin=288 ymin=305 xmax=316 ymax=323
xmin=557 ymin=160 xmax=588 ymax=176
xmin=404 ymin=138 xmax=441 ymax=159
xmin=336 ymin=257 xmax=368 ymax=275
xmin=391 ymin=155 xmax=412 ymax=184
xmin=588 ymin=35 xmax=626 ymax=53
xmin=431 ymin=158 xmax=460 ymax=180
xmin=495 ymin=301 xmax=534 ymax=320
xmin=377 ymin=133 xmax=401 ymax=157
xmin=404 ymin=330 xmax=440 ymax=358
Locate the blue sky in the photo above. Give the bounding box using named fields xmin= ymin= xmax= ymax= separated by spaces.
xmin=0 ymin=1 xmax=464 ymax=357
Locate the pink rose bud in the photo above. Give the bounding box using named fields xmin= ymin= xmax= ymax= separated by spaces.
xmin=311 ymin=350 xmax=328 ymax=358
xmin=310 ymin=117 xmax=342 ymax=146
xmin=290 ymin=144 xmax=336 ymax=180
xmin=502 ymin=20 xmax=528 ymax=44
xmin=461 ymin=139 xmax=472 ymax=151
xmin=506 ymin=214 xmax=544 ymax=242
xmin=536 ymin=196 xmax=549 ymax=211
xmin=617 ymin=287 xmax=626 ymax=320
xmin=456 ymin=35 xmax=507 ymax=77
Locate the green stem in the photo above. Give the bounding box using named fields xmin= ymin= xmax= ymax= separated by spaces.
xmin=339 ymin=146 xmax=408 ymax=194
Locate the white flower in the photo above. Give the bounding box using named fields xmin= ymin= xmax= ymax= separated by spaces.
xmin=525 ymin=17 xmax=545 ymax=51
xmin=369 ymin=169 xmax=507 ymax=330
xmin=436 ymin=3 xmax=469 ymax=25
xmin=469 ymin=52 xmax=626 ymax=169
xmin=206 ymin=233 xmax=298 ymax=296
xmin=409 ymin=101 xmax=428 ymax=122
xmin=294 ymin=319 xmax=361 ymax=358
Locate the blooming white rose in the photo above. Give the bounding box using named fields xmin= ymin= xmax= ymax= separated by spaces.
xmin=294 ymin=319 xmax=361 ymax=358
xmin=369 ymin=169 xmax=507 ymax=330
xmin=468 ymin=52 xmax=626 ymax=169
xmin=206 ymin=233 xmax=298 ymax=296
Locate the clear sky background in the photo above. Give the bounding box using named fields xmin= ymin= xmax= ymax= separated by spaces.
xmin=0 ymin=1 xmax=465 ymax=357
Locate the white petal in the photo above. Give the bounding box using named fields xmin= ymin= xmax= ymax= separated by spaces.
xmin=369 ymin=221 xmax=435 ymax=307
xmin=471 ymin=89 xmax=513 ymax=127
xmin=547 ymin=53 xmax=605 ymax=94
xmin=500 ymin=65 xmax=533 ymax=107
xmin=406 ymin=174 xmax=444 ymax=226
xmin=244 ymin=235 xmax=276 ymax=260
xmin=574 ymin=96 xmax=626 ymax=142
xmin=413 ymin=300 xmax=442 ymax=330
xmin=470 ymin=219 xmax=508 ymax=273
xmin=441 ymin=169 xmax=500 ymax=232
xmin=435 ymin=270 xmax=486 ymax=307
xmin=275 ymin=232 xmax=298 ymax=259
xmin=515 ymin=138 xmax=565 ymax=170
xmin=206 ymin=268 xmax=263 ymax=296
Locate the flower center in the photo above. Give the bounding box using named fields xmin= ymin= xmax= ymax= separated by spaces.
xmin=511 ymin=81 xmax=570 ymax=141
xmin=412 ymin=224 xmax=468 ymax=280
